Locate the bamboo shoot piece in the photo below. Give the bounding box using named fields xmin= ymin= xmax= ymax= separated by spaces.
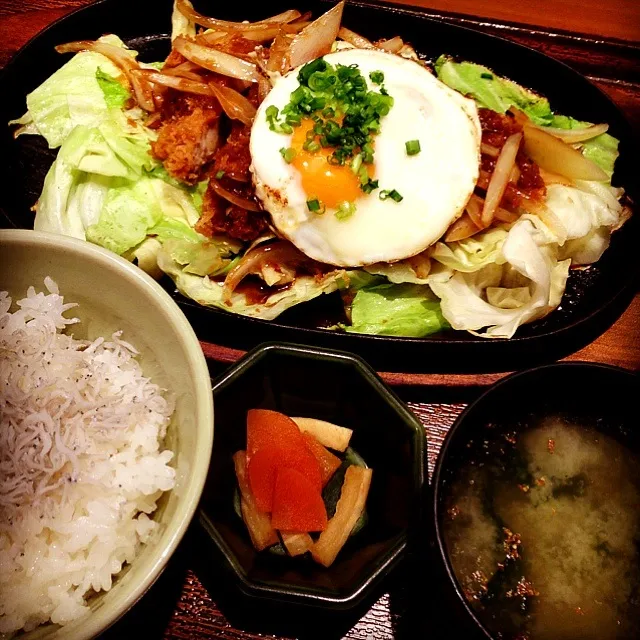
xmin=233 ymin=450 xmax=278 ymax=551
xmin=312 ymin=466 xmax=372 ymax=567
xmin=281 ymin=531 xmax=314 ymax=557
xmin=291 ymin=417 xmax=353 ymax=452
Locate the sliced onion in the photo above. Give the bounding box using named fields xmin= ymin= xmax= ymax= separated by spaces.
xmin=376 ymin=36 xmax=404 ymax=53
xmin=288 ymin=1 xmax=344 ymax=69
xmin=482 ymin=132 xmax=522 ymax=227
xmin=494 ymin=207 xmax=520 ymax=223
xmin=445 ymin=213 xmax=482 ymax=242
xmin=209 ymin=81 xmax=256 ymax=125
xmin=508 ymin=107 xmax=529 ymax=127
xmin=338 ymin=26 xmax=374 ymax=49
xmin=480 ymin=142 xmax=500 ymax=157
xmin=173 ymin=36 xmax=259 ymax=83
xmin=209 ymin=177 xmax=261 ymax=212
xmin=509 ymin=107 xmax=609 ymax=144
xmin=255 ymin=75 xmax=271 ymax=103
xmin=239 ymin=22 xmax=309 ymax=42
xmin=509 ymin=164 xmax=521 ymax=183
xmin=406 ymin=251 xmax=431 ymax=279
xmin=398 ymin=43 xmax=419 ymax=60
xmin=245 ymin=232 xmax=278 ymax=254
xmin=197 ymin=31 xmax=229 ymax=45
xmin=293 ymin=11 xmax=313 ymax=23
xmin=137 ymin=70 xmax=214 ymax=96
xmin=465 ymin=193 xmax=484 ymax=229
xmin=56 ymin=40 xmax=155 ymax=111
xmin=223 ymin=241 xmax=305 ymax=298
xmin=522 ymin=124 xmax=608 ymax=181
xmin=267 ymin=31 xmax=294 ymax=74
xmin=145 ymin=111 xmax=163 ymax=128
xmin=544 ymin=122 xmax=609 ymax=143
xmin=162 ymin=60 xmax=206 ymax=81
xmin=176 ymin=0 xmax=301 ymax=32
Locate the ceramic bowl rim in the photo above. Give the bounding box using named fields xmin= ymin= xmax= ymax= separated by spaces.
xmin=0 ymin=228 xmax=214 ymax=639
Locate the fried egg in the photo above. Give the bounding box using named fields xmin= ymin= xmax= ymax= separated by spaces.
xmin=250 ymin=48 xmax=481 ymax=267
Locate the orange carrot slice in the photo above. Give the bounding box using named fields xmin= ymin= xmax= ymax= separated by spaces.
xmin=271 ymin=467 xmax=328 ymax=532
xmin=247 ymin=409 xmax=305 ymax=462
xmin=302 ymin=432 xmax=342 ymax=486
xmin=247 ymin=444 xmax=322 ymax=512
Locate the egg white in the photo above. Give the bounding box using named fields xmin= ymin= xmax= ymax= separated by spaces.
xmin=250 ymin=48 xmax=481 ymax=267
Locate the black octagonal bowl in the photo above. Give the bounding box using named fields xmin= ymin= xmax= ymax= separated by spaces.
xmin=0 ymin=0 xmax=638 ymax=374
xmin=197 ymin=342 xmax=425 ymax=610
xmin=431 ymin=362 xmax=640 ymax=639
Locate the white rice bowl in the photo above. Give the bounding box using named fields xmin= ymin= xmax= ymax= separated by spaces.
xmin=0 ymin=278 xmax=176 ymax=633
xmin=0 ymin=229 xmax=214 ymax=640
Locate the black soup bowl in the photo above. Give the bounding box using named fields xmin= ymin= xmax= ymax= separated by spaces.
xmin=198 ymin=342 xmax=425 ymax=611
xmin=432 ymin=362 xmax=640 ymax=640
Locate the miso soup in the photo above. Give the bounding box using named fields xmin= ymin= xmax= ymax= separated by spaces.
xmin=442 ymin=416 xmax=640 ymax=640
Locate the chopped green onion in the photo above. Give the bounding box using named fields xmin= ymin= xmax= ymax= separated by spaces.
xmin=481 ymin=72 xmax=494 ymax=80
xmin=215 ymin=170 xmax=225 ymax=180
xmin=361 ymin=177 xmax=379 ymax=194
xmin=405 ymin=139 xmax=421 ymax=156
xmin=335 ymin=201 xmax=356 ymax=221
xmin=298 ymin=57 xmax=327 ymax=83
xmin=270 ymin=59 xmax=395 ymax=174
xmin=351 ymin=153 xmax=363 ymax=174
xmin=306 ymin=198 xmax=325 ymax=214
xmin=379 ymin=189 xmax=403 ymax=203
xmin=303 ymin=139 xmax=321 ymax=152
xmin=279 ymin=147 xmax=297 ymax=163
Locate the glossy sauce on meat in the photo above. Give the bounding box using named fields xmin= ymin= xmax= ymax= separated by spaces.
xmin=197 ymin=176 xmax=268 ymax=242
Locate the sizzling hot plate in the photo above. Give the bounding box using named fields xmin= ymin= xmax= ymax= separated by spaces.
xmin=1 ymin=0 xmax=638 ymax=373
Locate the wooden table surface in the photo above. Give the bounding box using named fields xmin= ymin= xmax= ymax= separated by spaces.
xmin=1 ymin=1 xmax=639 ymax=639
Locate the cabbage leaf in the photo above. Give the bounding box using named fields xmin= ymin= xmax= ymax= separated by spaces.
xmin=9 ymin=35 xmax=134 ymax=148
xmin=434 ymin=55 xmax=553 ymax=125
xmin=429 ymin=219 xmax=571 ymax=338
xmin=157 ymin=249 xmax=347 ymax=320
xmin=347 ymin=283 xmax=449 ymax=338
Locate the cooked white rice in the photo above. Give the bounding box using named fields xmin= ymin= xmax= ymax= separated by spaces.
xmin=0 ymin=277 xmax=176 ymax=634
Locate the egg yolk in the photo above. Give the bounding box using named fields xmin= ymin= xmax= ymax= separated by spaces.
xmin=290 ymin=119 xmax=374 ymax=209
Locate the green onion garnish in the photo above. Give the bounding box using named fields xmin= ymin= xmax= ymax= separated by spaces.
xmin=335 ymin=201 xmax=356 ymax=221
xmin=303 ymin=139 xmax=321 ymax=152
xmin=405 ymin=139 xmax=421 ymax=156
xmin=307 ymin=198 xmax=325 ymax=214
xmin=361 ymin=177 xmax=379 ymax=194
xmin=215 ymin=170 xmax=225 ymax=179
xmin=279 ymin=147 xmax=297 ymax=163
xmin=481 ymin=72 xmax=494 ymax=80
xmin=267 ymin=58 xmax=395 ymax=195
xmin=379 ymin=189 xmax=403 ymax=203
xmin=351 ymin=153 xmax=363 ymax=174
